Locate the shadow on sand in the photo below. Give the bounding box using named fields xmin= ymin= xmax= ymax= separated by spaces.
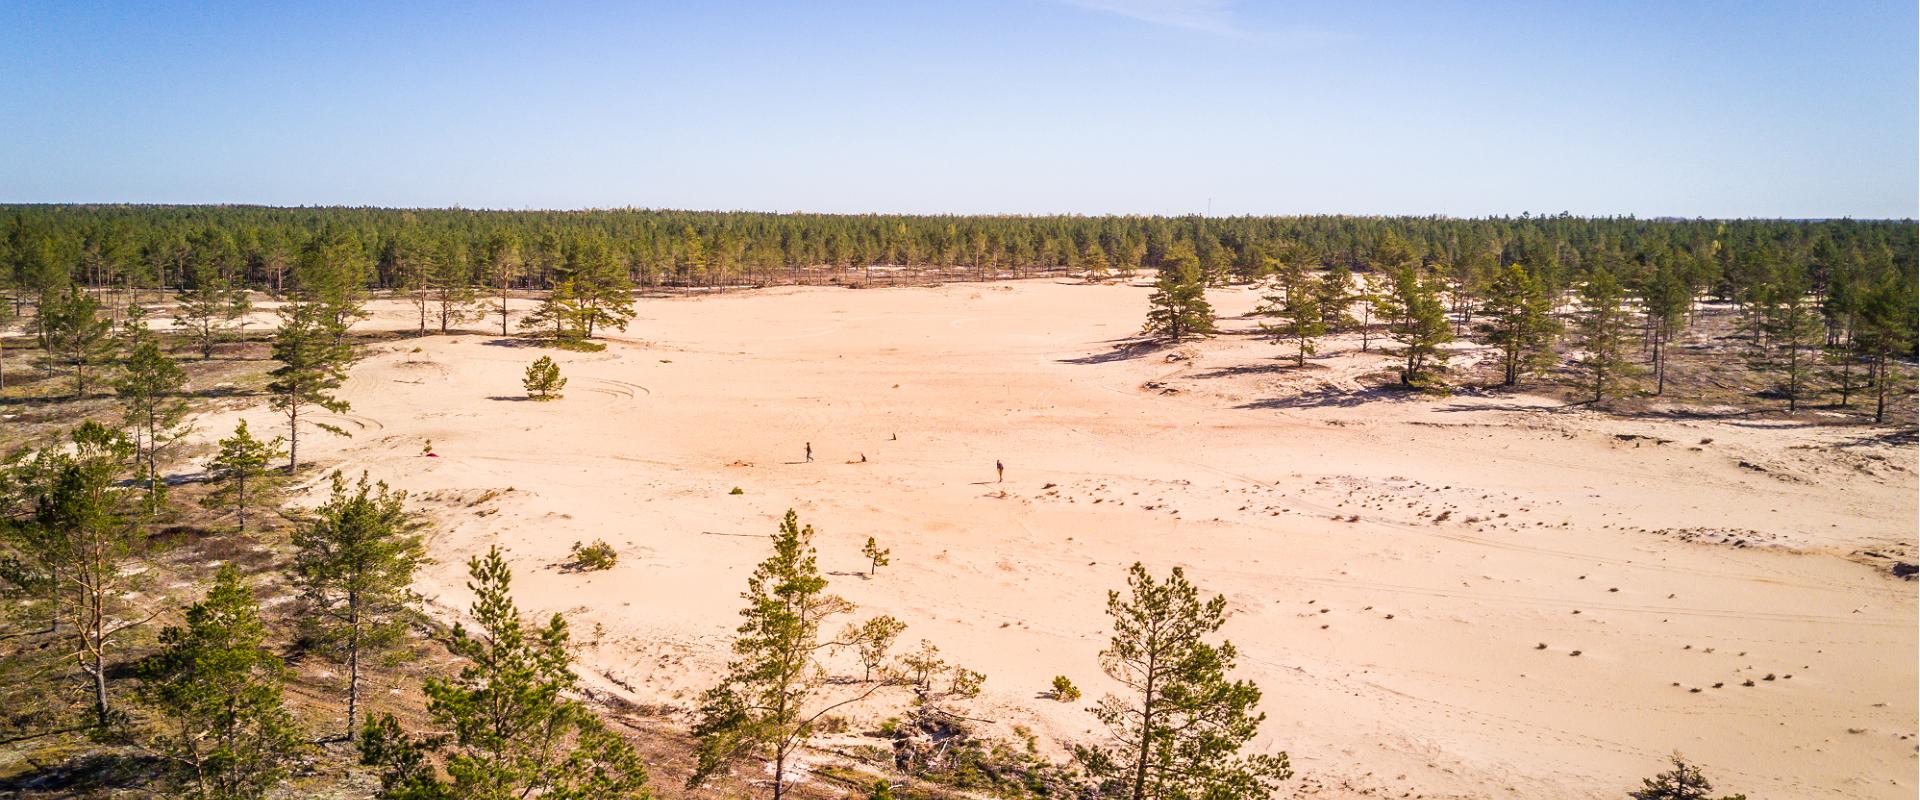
xmin=1057 ymin=339 xmax=1165 ymax=365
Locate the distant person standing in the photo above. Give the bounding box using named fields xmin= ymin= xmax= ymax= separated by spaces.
xmin=996 ymin=459 xmax=1004 ymax=483
xmin=806 ymin=442 xmax=813 ymax=462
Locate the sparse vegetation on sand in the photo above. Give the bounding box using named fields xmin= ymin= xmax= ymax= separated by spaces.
xmin=0 ymin=208 xmax=1906 ymax=800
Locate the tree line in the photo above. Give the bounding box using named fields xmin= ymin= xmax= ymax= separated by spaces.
xmin=3 ymin=205 xmax=1912 ymax=299
xmin=1143 ymin=227 xmax=1916 ymax=420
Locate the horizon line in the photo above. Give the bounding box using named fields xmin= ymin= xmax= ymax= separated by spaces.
xmin=2 ymin=202 xmax=1913 ymax=224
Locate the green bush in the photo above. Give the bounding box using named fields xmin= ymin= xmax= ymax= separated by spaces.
xmin=1050 ymin=675 xmax=1081 ymax=702
xmin=523 ymin=355 xmax=566 ymax=399
xmin=567 ymin=539 xmax=617 ymax=571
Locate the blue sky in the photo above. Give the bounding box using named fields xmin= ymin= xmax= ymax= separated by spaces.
xmin=1 ymin=1 xmax=1914 ymax=217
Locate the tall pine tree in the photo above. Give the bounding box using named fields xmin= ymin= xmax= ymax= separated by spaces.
xmin=1075 ymin=563 xmax=1291 ymax=800
xmin=136 ymin=566 xmax=303 ymax=800
xmin=292 ymin=471 xmax=426 ymax=741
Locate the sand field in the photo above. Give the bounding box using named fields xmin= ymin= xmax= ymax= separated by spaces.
xmin=191 ymin=280 xmax=1917 ymax=798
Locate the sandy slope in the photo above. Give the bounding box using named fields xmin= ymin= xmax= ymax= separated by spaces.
xmin=191 ymin=281 xmax=1916 ymax=799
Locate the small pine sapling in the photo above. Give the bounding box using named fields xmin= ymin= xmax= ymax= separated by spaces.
xmin=523 ymin=355 xmax=566 ymax=399
xmin=862 ymin=536 xmax=891 ymax=577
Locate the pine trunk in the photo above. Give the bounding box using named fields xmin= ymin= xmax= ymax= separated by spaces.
xmin=347 ymin=595 xmax=361 ymax=740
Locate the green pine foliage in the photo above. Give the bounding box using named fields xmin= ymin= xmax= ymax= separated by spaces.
xmin=292 ymin=471 xmax=427 ymax=741
xmin=1378 ymin=266 xmax=1454 ymax=386
xmin=523 ymin=355 xmax=566 ymax=399
xmin=1628 ymin=753 xmax=1746 ymax=800
xmin=0 ymin=422 xmax=143 ymax=728
xmin=1639 ymin=267 xmax=1692 ymax=395
xmin=359 ymin=546 xmax=652 ymax=800
xmin=862 ymin=535 xmax=891 ymax=577
xmin=1256 ymin=275 xmax=1326 ymax=366
xmin=1571 ymin=270 xmax=1641 ymax=406
xmin=175 ymin=265 xmax=244 ymax=359
xmin=1760 ymin=266 xmax=1826 ymax=413
xmin=1854 ymin=273 xmax=1916 ymax=423
xmin=135 ymin=566 xmax=304 ymax=800
xmin=204 ymin=420 xmax=285 ymax=533
xmin=111 ymin=320 xmax=190 ymax=509
xmin=1313 ymin=264 xmax=1359 ymax=332
xmin=567 ymin=539 xmax=618 ymax=571
xmin=688 ymin=509 xmax=894 ymax=799
xmin=34 ymin=285 xmax=115 ymax=397
xmin=1478 ymin=264 xmax=1561 ymax=386
xmin=294 ymin=227 xmax=374 ymax=344
xmin=851 ymin=615 xmax=907 ymax=683
xmin=267 ymin=298 xmax=352 ymax=471
xmin=1143 ymin=245 xmax=1215 ymax=343
xmin=1075 ymin=562 xmax=1292 ymax=800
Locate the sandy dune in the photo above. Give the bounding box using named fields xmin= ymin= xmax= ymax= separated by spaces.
xmin=193 ymin=280 xmax=1916 ymax=799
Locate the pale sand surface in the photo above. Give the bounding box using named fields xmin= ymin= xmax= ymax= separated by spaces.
xmin=192 ymin=281 xmax=1916 ymax=798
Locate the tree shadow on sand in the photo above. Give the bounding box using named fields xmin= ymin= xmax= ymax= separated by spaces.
xmin=1058 ymin=339 xmax=1167 ymax=365
xmin=1236 ymin=384 xmax=1421 ymax=410
xmin=1190 ymin=360 xmax=1327 ymax=380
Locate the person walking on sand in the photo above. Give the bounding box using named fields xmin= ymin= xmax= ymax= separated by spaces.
xmin=806 ymin=442 xmax=813 ymax=463
xmin=996 ymin=459 xmax=1004 ymax=483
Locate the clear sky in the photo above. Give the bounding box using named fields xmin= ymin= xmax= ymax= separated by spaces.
xmin=2 ymin=1 xmax=1914 ymax=218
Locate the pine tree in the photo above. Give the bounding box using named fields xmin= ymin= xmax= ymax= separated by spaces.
xmin=861 ymin=536 xmax=890 ymax=577
xmin=688 ymin=510 xmax=894 ymax=799
xmin=1074 ymin=562 xmax=1291 ymax=800
xmin=524 ymin=355 xmax=565 ymax=399
xmin=7 ymin=423 xmax=144 ymax=727
xmin=849 ymin=615 xmax=906 ymax=683
xmin=1761 ymin=266 xmax=1824 ymax=413
xmin=358 ymin=547 xmax=652 ymax=799
xmin=568 ymin=234 xmax=636 ymax=340
xmin=1379 ymin=266 xmax=1453 ymax=386
xmin=1478 ymin=264 xmax=1560 ymax=386
xmin=224 ymin=284 xmax=253 ymax=350
xmin=0 ymin=284 xmax=14 ymax=391
xmin=479 ymin=231 xmax=523 ymax=336
xmin=1313 ymin=264 xmax=1358 ymax=333
xmin=36 ymin=285 xmax=115 ymax=397
xmin=1256 ymin=276 xmax=1325 ymax=366
xmin=292 ymin=471 xmax=426 ymax=741
xmin=386 ymin=232 xmax=433 ymax=335
xmin=519 ymin=278 xmax=581 ymax=342
xmin=267 ymin=299 xmax=352 ymax=472
xmin=1083 ymin=241 xmax=1112 ymax=283
xmin=1357 ymin=272 xmax=1389 ymax=352
xmin=1142 ymin=246 xmax=1214 ymax=344
xmin=112 ymin=322 xmax=190 ymax=510
xmin=176 ymin=267 xmax=239 ymax=359
xmin=1821 ymin=264 xmax=1865 ymax=407
xmin=1629 ymin=753 xmax=1746 ymax=800
xmin=1639 ymin=269 xmax=1691 ymax=396
xmin=205 ymin=420 xmax=284 ymax=533
xmin=294 ymin=227 xmax=372 ymax=345
xmin=1570 ymin=270 xmax=1640 ymax=406
xmin=136 ymin=566 xmax=303 ymax=800
xmin=1855 ymin=276 xmax=1916 ymax=424
xmin=427 ymin=235 xmax=479 ymax=334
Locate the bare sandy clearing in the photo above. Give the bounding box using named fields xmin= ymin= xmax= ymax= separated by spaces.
xmin=193 ymin=280 xmax=1916 ymax=799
